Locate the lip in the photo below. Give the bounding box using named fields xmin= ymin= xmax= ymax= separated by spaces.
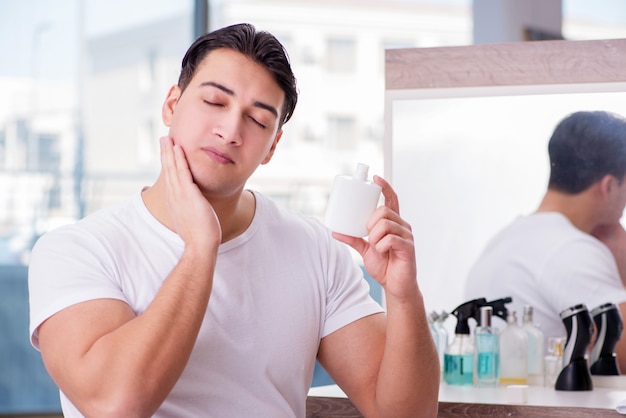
xmin=202 ymin=146 xmax=234 ymax=164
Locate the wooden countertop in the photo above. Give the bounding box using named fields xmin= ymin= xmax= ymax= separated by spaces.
xmin=306 ymin=396 xmax=623 ymax=417
xmin=308 ymin=380 xmax=626 ymax=417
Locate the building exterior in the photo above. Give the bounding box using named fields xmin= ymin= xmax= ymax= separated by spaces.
xmin=80 ymin=0 xmax=471 ymax=223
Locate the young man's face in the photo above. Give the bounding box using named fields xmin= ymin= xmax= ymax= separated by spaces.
xmin=162 ymin=47 xmax=285 ymax=198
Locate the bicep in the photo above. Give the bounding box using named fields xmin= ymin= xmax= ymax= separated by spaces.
xmin=38 ymin=298 xmax=135 ymax=390
xmin=317 ymin=312 xmax=386 ymax=416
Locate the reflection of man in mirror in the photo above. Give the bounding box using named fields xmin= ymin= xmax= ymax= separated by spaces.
xmin=464 ymin=110 xmax=626 ymax=372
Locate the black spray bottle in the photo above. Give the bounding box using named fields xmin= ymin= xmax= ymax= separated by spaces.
xmin=555 ymin=304 xmax=594 ymax=391
xmin=443 ymin=298 xmax=486 ymax=385
xmin=590 ymin=302 xmax=623 ymax=375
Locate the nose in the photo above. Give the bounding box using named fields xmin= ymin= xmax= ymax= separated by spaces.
xmin=213 ymin=111 xmax=243 ymax=145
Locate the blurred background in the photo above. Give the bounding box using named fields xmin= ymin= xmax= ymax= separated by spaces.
xmin=1 ymin=0 xmax=626 ymax=413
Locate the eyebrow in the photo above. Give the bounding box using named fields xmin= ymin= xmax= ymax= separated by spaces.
xmin=200 ymin=81 xmax=279 ymax=119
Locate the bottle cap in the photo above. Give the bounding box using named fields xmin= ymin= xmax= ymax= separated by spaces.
xmin=353 ymin=163 xmax=369 ymax=181
xmin=591 ymin=302 xmax=617 ymax=317
xmin=523 ymin=305 xmax=533 ymax=323
xmin=479 ymin=306 xmax=493 ymax=327
xmin=559 ymin=304 xmax=588 ymax=320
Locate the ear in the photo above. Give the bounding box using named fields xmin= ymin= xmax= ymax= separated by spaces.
xmin=599 ymin=174 xmax=617 ymax=200
xmin=162 ymin=85 xmax=182 ymax=127
xmin=261 ymin=130 xmax=283 ymax=165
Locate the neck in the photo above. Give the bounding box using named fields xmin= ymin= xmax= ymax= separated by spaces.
xmin=536 ymin=188 xmax=600 ymax=234
xmin=141 ymin=174 xmax=255 ymax=243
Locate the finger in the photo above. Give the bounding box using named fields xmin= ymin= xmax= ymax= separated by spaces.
xmin=373 ymin=175 xmax=400 ymax=214
xmin=367 ymin=206 xmax=411 ymax=237
xmin=332 ymin=232 xmax=369 ymax=256
xmin=172 ymin=143 xmax=193 ymax=183
xmin=160 ymin=136 xmax=174 ymax=170
xmin=160 ymin=136 xmax=178 ymax=196
xmin=367 ymin=216 xmax=412 ymax=251
xmin=160 ymin=136 xmax=177 ymax=191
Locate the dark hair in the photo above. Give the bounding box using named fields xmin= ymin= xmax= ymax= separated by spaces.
xmin=178 ymin=23 xmax=298 ymax=128
xmin=548 ymin=110 xmax=626 ymax=193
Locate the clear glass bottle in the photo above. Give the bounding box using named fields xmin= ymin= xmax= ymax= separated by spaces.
xmin=475 ymin=306 xmax=500 ymax=387
xmin=544 ymin=336 xmax=565 ymax=387
xmin=444 ymin=333 xmax=474 ymax=385
xmin=522 ymin=305 xmax=545 ymax=385
xmin=499 ymin=310 xmax=528 ymax=385
xmin=435 ymin=310 xmax=449 ymax=380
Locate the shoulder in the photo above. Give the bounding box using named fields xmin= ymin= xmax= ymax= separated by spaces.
xmin=506 ymin=213 xmax=600 ymax=246
xmin=31 ymin=194 xmax=143 ymax=261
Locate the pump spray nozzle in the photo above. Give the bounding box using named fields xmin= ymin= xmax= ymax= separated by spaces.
xmin=450 ymin=298 xmax=487 ymax=335
xmin=472 ymin=297 xmax=513 ymax=323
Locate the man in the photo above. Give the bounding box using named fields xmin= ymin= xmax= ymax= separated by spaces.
xmin=464 ymin=110 xmax=626 ymax=372
xmin=28 ymin=23 xmax=438 ymax=417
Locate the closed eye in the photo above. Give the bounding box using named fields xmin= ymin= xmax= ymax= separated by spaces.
xmin=203 ymin=100 xmax=224 ymax=107
xmin=248 ymin=116 xmax=266 ymax=129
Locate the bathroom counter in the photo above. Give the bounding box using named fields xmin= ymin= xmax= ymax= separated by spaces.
xmin=307 ymin=379 xmax=626 ymax=417
xmin=438 ymin=381 xmax=626 ymax=409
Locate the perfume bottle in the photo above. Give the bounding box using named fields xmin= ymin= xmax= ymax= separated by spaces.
xmin=428 ymin=311 xmax=439 ymax=356
xmin=435 ymin=310 xmax=449 ymax=380
xmin=429 ymin=310 xmax=450 ymax=381
xmin=499 ymin=310 xmax=528 ymax=385
xmin=324 ymin=163 xmax=382 ymax=237
xmin=544 ymin=336 xmax=565 ymax=387
xmin=522 ymin=305 xmax=545 ymax=385
xmin=475 ymin=306 xmax=500 ymax=387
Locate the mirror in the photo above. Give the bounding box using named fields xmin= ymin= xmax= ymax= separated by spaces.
xmin=384 ymin=39 xmax=626 ymax=314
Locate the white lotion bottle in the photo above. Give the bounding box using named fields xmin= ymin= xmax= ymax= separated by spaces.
xmin=324 ymin=163 xmax=382 ymax=237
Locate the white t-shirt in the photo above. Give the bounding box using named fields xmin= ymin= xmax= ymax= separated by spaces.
xmin=464 ymin=212 xmax=626 ymax=341
xmin=29 ymin=190 xmax=383 ymax=417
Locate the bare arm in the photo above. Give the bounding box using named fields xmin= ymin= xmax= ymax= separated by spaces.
xmin=37 ymin=137 xmax=221 ymax=417
xmin=319 ymin=176 xmax=439 ymax=418
xmin=592 ymin=222 xmax=626 ymax=288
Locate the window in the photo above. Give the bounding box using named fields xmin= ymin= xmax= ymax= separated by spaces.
xmin=326 ymin=37 xmax=356 ymax=73
xmin=0 ymin=130 xmax=5 ymax=170
xmin=35 ymin=133 xmax=60 ymax=172
xmin=327 ymin=115 xmax=357 ymax=151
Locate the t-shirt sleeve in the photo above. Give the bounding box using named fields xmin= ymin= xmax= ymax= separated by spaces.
xmin=542 ymin=237 xmax=626 ymax=313
xmin=28 ymin=225 xmax=127 ymax=349
xmin=321 ymin=237 xmax=384 ymax=338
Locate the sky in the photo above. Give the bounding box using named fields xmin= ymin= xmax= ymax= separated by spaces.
xmin=0 ymin=0 xmax=625 ymax=81
xmin=568 ymin=0 xmax=626 ymax=24
xmin=0 ymin=0 xmax=192 ymax=80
